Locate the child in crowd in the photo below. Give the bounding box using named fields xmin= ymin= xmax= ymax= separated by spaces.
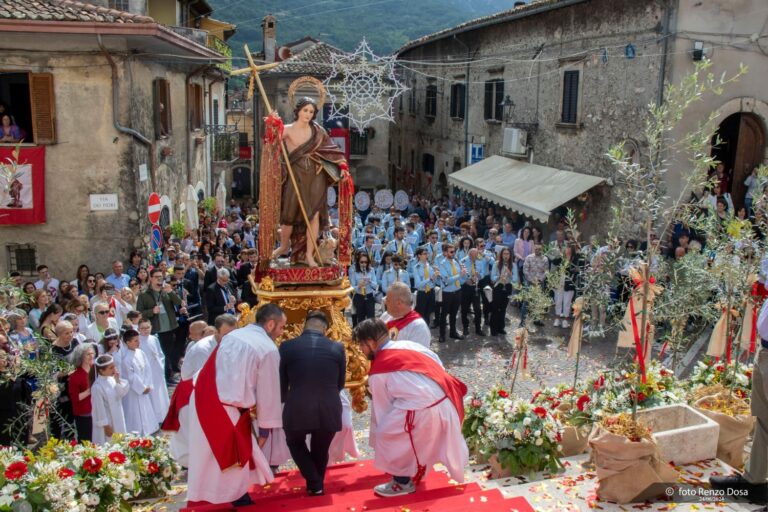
xmin=121 ymin=329 xmax=158 ymax=436
xmin=137 ymin=318 xmax=170 ymax=426
xmin=90 ymin=354 xmax=129 ymax=445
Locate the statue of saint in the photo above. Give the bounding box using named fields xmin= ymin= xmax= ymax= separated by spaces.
xmin=271 ymin=97 xmax=347 ymax=267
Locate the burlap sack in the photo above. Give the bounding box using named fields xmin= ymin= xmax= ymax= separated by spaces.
xmin=561 ymin=424 xmax=590 ymax=457
xmin=588 ymin=424 xmax=679 ymax=504
xmin=695 ymin=395 xmax=755 ymax=468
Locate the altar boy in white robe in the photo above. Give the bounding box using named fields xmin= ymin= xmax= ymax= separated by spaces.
xmin=162 ymin=314 xmax=238 ymax=468
xmin=352 ymin=319 xmax=468 ymax=497
xmin=137 ymin=318 xmax=170 ymax=426
xmin=186 ymin=304 xmax=285 ymax=506
xmin=121 ymin=329 xmax=159 ymax=436
xmin=91 ymin=354 xmax=129 ymax=445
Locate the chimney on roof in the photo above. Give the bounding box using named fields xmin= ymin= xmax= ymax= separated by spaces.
xmin=262 ymin=15 xmax=277 ymax=63
xmin=514 ymin=1 xmax=526 ymax=6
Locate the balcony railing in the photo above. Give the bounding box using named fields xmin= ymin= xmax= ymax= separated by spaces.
xmin=168 ymin=25 xmax=208 ymax=46
xmin=206 ymin=125 xmax=239 ymax=163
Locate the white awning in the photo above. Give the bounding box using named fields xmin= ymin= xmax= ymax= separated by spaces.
xmin=447 ymin=155 xmax=605 ymax=222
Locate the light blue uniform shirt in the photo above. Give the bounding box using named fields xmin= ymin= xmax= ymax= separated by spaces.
xmin=438 ymin=257 xmax=466 ymax=292
xmin=349 ymin=268 xmax=378 ymax=295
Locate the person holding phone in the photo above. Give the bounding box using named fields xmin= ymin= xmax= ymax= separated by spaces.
xmin=136 ymin=269 xmax=182 ymax=384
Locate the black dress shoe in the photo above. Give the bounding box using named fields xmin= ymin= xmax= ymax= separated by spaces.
xmin=232 ymin=493 xmax=254 ymax=507
xmin=499 ymin=329 xmax=507 ymax=335
xmin=710 ymin=473 xmax=767 ymax=504
xmin=475 ymin=329 xmax=485 ymax=337
xmin=307 ymin=489 xmax=325 ymax=496
xmin=450 ymin=332 xmax=464 ymax=340
xmin=438 ymin=336 xmax=446 ymax=343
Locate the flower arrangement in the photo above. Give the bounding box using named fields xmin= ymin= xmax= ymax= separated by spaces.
xmin=531 ymin=385 xmax=593 ymax=428
xmin=463 ymin=388 xmax=563 ymax=476
xmin=688 ymin=358 xmax=752 ymax=398
xmin=583 ymin=361 xmax=686 ymax=419
xmin=0 ymin=435 xmax=180 ymax=512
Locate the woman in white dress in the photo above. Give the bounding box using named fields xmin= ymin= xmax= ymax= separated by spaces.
xmin=120 ymin=329 xmax=158 ymax=436
xmin=91 ymin=354 xmax=129 ymax=445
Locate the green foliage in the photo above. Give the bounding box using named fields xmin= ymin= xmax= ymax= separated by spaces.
xmin=201 ymin=196 xmax=217 ymax=215
xmin=209 ymin=0 xmax=524 ymax=56
xmin=169 ymin=220 xmax=187 ymax=240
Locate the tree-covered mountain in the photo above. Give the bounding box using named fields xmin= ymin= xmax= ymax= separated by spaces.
xmin=209 ymin=0 xmax=527 ymax=56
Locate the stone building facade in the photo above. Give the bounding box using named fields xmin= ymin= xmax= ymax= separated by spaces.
xmin=0 ymin=0 xmax=233 ymax=279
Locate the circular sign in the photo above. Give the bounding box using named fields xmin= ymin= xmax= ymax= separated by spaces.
xmin=150 ymin=225 xmax=163 ymax=252
xmin=374 ymin=189 xmax=393 ymax=209
xmin=147 ymin=192 xmax=161 ymax=225
xmin=394 ymin=190 xmax=409 ymax=211
xmin=327 ymin=186 xmax=337 ymax=207
xmin=354 ymin=191 xmax=370 ymax=211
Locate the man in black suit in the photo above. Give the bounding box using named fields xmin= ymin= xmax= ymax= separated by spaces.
xmin=204 ymin=268 xmax=236 ymax=324
xmin=279 ymin=310 xmax=346 ymax=496
xmin=203 ymin=252 xmax=237 ymax=291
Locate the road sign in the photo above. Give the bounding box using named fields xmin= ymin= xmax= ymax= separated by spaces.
xmin=148 ymin=193 xmax=161 ymax=224
xmin=150 ymin=225 xmax=163 ymax=252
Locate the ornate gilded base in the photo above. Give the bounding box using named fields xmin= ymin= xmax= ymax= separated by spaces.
xmin=237 ymin=276 xmax=369 ymax=413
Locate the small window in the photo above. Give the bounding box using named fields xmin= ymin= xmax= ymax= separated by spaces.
xmin=450 ymin=83 xmax=465 ymax=119
xmin=408 ymin=85 xmax=417 ymax=114
xmin=109 ymin=0 xmax=130 ymax=10
xmin=154 ymin=78 xmax=172 ymax=139
xmin=425 ymin=85 xmax=437 ymax=118
xmin=561 ymin=70 xmax=580 ymax=124
xmin=422 ymin=153 xmax=435 ymax=174
xmin=484 ymin=79 xmax=504 ymax=121
xmin=351 ymin=129 xmax=368 ymax=156
xmin=213 ymin=98 xmax=220 ymax=126
xmin=7 ymin=243 xmax=37 ymax=275
xmin=188 ymin=83 xmax=203 ymax=130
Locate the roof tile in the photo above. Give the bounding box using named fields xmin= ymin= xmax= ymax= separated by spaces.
xmin=0 ymin=0 xmax=155 ymax=24
xmin=265 ymin=41 xmax=346 ymax=77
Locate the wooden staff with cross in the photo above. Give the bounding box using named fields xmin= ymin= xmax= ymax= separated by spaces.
xmin=232 ymin=44 xmax=324 ymax=266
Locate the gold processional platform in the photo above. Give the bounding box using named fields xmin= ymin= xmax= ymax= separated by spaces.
xmin=238 ymin=276 xmax=369 ymax=413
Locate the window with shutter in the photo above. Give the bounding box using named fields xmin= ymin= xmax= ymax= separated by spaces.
xmin=188 ymin=83 xmax=203 ymax=130
xmin=154 ymin=78 xmax=172 ymax=139
xmin=30 ymin=73 xmax=56 ymax=144
xmin=484 ymin=80 xmax=503 ymax=121
xmin=450 ymin=83 xmax=466 ymax=119
xmin=561 ymin=70 xmax=580 ymax=124
xmin=425 ymin=85 xmax=437 ymax=118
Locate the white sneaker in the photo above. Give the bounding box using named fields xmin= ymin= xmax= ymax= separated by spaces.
xmin=374 ymin=479 xmax=416 ymax=497
xmin=553 ymin=318 xmax=561 ymax=327
xmin=562 ymin=319 xmax=570 ymax=328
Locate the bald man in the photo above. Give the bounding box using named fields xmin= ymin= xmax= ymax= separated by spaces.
xmin=379 ymin=282 xmax=431 ymax=348
xmin=188 ymin=320 xmax=208 ymax=343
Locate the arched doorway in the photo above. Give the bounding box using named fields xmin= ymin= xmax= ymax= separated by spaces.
xmin=712 ymin=112 xmax=765 ymax=210
xmin=437 ymin=172 xmax=448 ymax=198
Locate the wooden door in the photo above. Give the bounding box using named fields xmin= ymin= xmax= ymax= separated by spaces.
xmin=731 ymin=114 xmax=765 ymax=211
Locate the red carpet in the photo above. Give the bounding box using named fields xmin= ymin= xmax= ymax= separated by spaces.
xmin=184 ymin=459 xmax=533 ymax=512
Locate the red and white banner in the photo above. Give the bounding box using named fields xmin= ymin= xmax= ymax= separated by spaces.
xmin=0 ymin=146 xmax=46 ymax=225
xmin=329 ymin=128 xmax=350 ymax=162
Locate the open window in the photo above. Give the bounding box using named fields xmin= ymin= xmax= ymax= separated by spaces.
xmin=0 ymin=72 xmax=56 ymax=145
xmin=484 ymin=79 xmax=504 ymax=122
xmin=153 ymin=78 xmax=172 ymax=139
xmin=425 ymin=84 xmax=437 ymax=119
xmin=188 ymin=83 xmax=203 ymax=130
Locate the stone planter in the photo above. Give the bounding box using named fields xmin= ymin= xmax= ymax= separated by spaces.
xmin=636 ymin=404 xmax=719 ymax=465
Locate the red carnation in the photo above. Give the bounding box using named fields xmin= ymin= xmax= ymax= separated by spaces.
xmin=57 ymin=468 xmax=75 ymax=479
xmin=128 ymin=440 xmax=141 ymax=449
xmin=69 ymin=440 xmax=78 ymax=447
xmin=558 ymin=388 xmax=575 ymax=398
xmin=108 ymin=452 xmax=126 ymax=464
xmin=533 ymin=407 xmax=547 ymax=419
xmin=82 ymin=457 xmax=103 ymax=474
xmin=576 ymin=395 xmax=591 ymax=412
xmin=593 ymin=375 xmax=605 ymax=391
xmin=715 ymin=364 xmax=725 ymax=372
xmin=746 ymin=370 xmax=753 ymax=379
xmin=140 ymin=439 xmax=153 ymax=449
xmin=551 ymin=400 xmax=561 ymax=410
xmin=531 ymin=391 xmax=542 ymax=403
xmin=147 ymin=462 xmax=160 ymax=474
xmin=649 ymin=276 xmax=656 ymax=284
xmin=660 ymin=369 xmax=671 ymax=377
xmin=498 ymin=390 xmax=509 ymax=398
xmin=4 ymin=461 xmax=28 ymax=480
xmin=556 ymin=431 xmax=563 ymax=442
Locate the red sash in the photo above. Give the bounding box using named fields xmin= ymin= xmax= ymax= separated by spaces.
xmin=160 ymin=378 xmax=193 ymax=431
xmin=194 ymin=346 xmax=254 ymax=471
xmin=385 ymin=310 xmax=422 ymax=338
xmin=368 ymin=348 xmax=467 ymax=423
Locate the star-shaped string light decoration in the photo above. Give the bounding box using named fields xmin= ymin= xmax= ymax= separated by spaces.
xmin=323 ymin=39 xmax=408 ymax=132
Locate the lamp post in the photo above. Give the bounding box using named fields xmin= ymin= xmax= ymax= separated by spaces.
xmin=500 ymin=95 xmax=515 ymax=125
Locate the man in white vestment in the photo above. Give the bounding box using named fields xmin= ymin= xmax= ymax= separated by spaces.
xmin=379 ymin=282 xmax=431 ymax=348
xmin=352 ymin=319 xmax=468 ymax=498
xmin=186 ymin=304 xmax=286 ymax=506
xmin=162 ymin=314 xmax=238 ymax=467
